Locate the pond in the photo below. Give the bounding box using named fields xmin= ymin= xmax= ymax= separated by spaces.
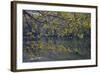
xmin=23 ymin=36 xmax=91 ymax=62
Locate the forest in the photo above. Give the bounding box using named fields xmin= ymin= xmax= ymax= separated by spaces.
xmin=23 ymin=10 xmax=91 ymax=62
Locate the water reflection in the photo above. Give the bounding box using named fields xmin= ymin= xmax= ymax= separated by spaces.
xmin=23 ymin=36 xmax=91 ymax=62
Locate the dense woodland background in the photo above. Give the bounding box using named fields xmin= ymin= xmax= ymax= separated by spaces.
xmin=23 ymin=10 xmax=91 ymax=62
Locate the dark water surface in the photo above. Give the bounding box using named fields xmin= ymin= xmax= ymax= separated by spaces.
xmin=23 ymin=36 xmax=91 ymax=62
